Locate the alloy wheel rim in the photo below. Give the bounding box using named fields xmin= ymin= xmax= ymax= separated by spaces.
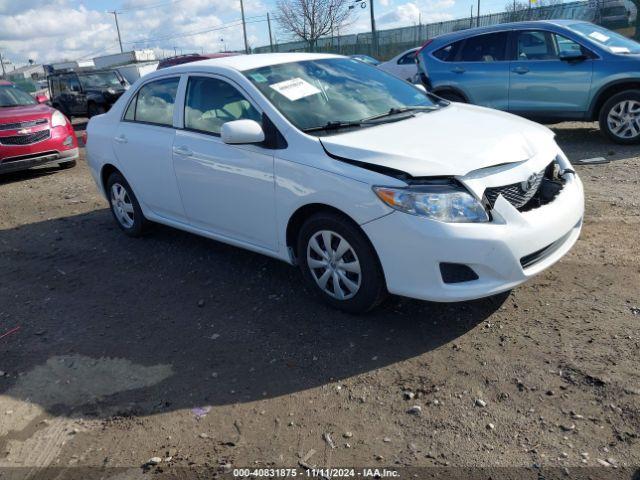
xmin=607 ymin=99 xmax=640 ymax=139
xmin=307 ymin=230 xmax=361 ymax=300
xmin=110 ymin=183 xmax=135 ymax=229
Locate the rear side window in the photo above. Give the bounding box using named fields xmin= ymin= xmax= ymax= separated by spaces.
xmin=184 ymin=76 xmax=261 ymax=135
xmin=433 ymin=41 xmax=462 ymax=61
xmin=128 ymin=77 xmax=179 ymax=126
xmin=458 ymin=32 xmax=508 ymax=62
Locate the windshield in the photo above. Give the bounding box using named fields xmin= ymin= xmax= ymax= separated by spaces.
xmin=0 ymin=85 xmax=37 ymax=107
xmin=79 ymin=71 xmax=123 ymax=89
xmin=243 ymin=58 xmax=435 ymax=133
xmin=567 ymin=22 xmax=640 ymax=54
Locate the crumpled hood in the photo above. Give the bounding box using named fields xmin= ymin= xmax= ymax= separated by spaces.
xmin=320 ymin=103 xmax=556 ymax=178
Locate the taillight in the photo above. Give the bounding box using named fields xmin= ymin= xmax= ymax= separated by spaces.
xmin=81 ymin=130 xmax=88 ymax=146
xmin=416 ymin=38 xmax=434 ymax=58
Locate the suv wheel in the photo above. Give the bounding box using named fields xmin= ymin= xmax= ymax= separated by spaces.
xmin=106 ymin=172 xmax=149 ymax=237
xmin=297 ymin=212 xmax=387 ymax=313
xmin=599 ymin=90 xmax=640 ymax=144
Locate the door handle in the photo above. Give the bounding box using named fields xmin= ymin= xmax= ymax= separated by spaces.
xmin=512 ymin=66 xmax=530 ymax=74
xmin=451 ymin=66 xmax=465 ymax=74
xmin=172 ymin=145 xmax=193 ymax=157
xmin=114 ymin=134 xmax=127 ymax=144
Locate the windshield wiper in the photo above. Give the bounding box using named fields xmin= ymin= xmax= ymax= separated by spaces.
xmin=364 ymin=105 xmax=438 ymax=122
xmin=303 ymin=106 xmax=439 ymax=133
xmin=303 ymin=120 xmax=368 ymax=133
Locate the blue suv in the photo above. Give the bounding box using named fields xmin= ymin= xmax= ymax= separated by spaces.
xmin=416 ymin=20 xmax=640 ymax=144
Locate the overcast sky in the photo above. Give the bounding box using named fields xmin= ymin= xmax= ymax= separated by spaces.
xmin=0 ymin=0 xmax=513 ymax=67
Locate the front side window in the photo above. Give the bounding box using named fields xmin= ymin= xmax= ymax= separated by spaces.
xmin=516 ymin=30 xmax=591 ymax=60
xmin=516 ymin=31 xmax=557 ymax=60
xmin=131 ymin=77 xmax=179 ymax=126
xmin=458 ymin=32 xmax=508 ymax=62
xmin=244 ymin=58 xmax=435 ymax=133
xmin=184 ymin=76 xmax=261 ymax=135
xmin=62 ymin=75 xmax=82 ymax=93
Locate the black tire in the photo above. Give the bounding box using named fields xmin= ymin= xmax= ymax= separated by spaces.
xmin=436 ymin=91 xmax=466 ymax=103
xmin=58 ymin=160 xmax=76 ymax=170
xmin=106 ymin=172 xmax=149 ymax=237
xmin=88 ymin=103 xmax=106 ymax=118
xmin=599 ymin=89 xmax=640 ymax=145
xmin=297 ymin=212 xmax=387 ymax=314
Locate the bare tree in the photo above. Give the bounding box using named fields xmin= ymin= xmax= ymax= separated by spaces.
xmin=275 ymin=0 xmax=354 ymax=48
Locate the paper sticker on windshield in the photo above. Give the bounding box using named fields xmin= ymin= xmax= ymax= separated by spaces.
xmin=249 ymin=73 xmax=268 ymax=83
xmin=269 ymin=78 xmax=321 ymax=101
xmin=588 ymin=31 xmax=610 ymax=42
xmin=610 ymin=46 xmax=630 ymax=53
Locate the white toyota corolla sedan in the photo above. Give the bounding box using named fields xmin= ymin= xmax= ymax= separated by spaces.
xmin=85 ymin=53 xmax=584 ymax=313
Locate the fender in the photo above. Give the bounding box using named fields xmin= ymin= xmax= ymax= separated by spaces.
xmin=587 ymin=78 xmax=640 ymax=120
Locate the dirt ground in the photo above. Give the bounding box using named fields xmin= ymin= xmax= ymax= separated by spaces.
xmin=0 ymin=121 xmax=638 ymax=480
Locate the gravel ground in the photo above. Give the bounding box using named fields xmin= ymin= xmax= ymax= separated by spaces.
xmin=0 ymin=121 xmax=638 ymax=479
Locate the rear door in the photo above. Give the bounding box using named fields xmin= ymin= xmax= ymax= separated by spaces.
xmin=508 ymin=29 xmax=594 ymax=116
xmin=440 ymin=31 xmax=511 ymax=110
xmin=111 ymin=76 xmax=187 ymax=222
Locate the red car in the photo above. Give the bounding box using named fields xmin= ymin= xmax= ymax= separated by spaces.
xmin=0 ymin=80 xmax=78 ymax=174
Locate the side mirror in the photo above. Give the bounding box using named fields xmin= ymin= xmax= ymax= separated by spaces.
xmin=559 ymin=51 xmax=586 ymax=62
xmin=221 ymin=119 xmax=265 ymax=145
xmin=35 ymin=94 xmax=49 ymax=103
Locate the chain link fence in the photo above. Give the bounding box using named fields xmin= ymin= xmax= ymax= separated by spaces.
xmin=254 ymin=0 xmax=634 ymax=59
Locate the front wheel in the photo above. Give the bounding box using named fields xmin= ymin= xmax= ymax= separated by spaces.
xmin=599 ymin=90 xmax=640 ymax=144
xmin=297 ymin=213 xmax=387 ymax=313
xmin=106 ymin=172 xmax=149 ymax=237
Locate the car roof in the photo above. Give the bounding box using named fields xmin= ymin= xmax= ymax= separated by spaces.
xmin=426 ymin=19 xmax=590 ymax=46
xmin=164 ymin=52 xmax=341 ymax=73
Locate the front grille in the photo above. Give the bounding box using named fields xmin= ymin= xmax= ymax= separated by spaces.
xmin=520 ymin=223 xmax=578 ymax=269
xmin=1 ymin=150 xmax=59 ymax=163
xmin=0 ymin=118 xmax=48 ymax=131
xmin=0 ymin=129 xmax=50 ymax=146
xmin=484 ymin=167 xmax=545 ymax=210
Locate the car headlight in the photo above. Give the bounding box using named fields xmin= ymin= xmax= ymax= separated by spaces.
xmin=51 ymin=110 xmax=68 ymax=128
xmin=373 ymin=182 xmax=489 ymax=223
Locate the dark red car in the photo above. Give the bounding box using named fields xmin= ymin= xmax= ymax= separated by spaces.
xmin=0 ymin=80 xmax=78 ymax=174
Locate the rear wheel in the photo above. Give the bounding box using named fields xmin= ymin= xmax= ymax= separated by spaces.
xmin=599 ymin=90 xmax=640 ymax=144
xmin=106 ymin=172 xmax=149 ymax=237
xmin=297 ymin=212 xmax=387 ymax=313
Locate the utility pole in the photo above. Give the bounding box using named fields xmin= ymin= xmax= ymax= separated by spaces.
xmin=108 ymin=11 xmax=124 ymax=53
xmin=267 ymin=12 xmax=274 ymax=52
xmin=240 ymin=0 xmax=249 ymax=54
xmin=476 ymin=0 xmax=480 ymax=26
xmin=470 ymin=5 xmax=473 ymax=27
xmin=0 ymin=49 xmax=6 ymax=79
xmin=370 ymin=0 xmax=378 ymax=58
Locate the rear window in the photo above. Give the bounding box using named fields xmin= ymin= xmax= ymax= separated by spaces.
xmin=433 ymin=42 xmax=461 ymax=61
